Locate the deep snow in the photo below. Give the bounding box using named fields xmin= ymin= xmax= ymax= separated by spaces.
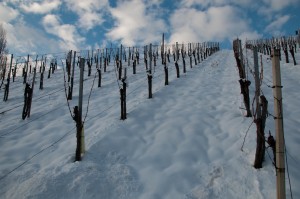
xmin=0 ymin=48 xmax=299 ymax=199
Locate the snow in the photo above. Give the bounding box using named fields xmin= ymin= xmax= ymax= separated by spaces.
xmin=0 ymin=48 xmax=299 ymax=199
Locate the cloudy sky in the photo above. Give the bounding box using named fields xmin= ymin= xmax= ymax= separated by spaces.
xmin=0 ymin=0 xmax=299 ymax=55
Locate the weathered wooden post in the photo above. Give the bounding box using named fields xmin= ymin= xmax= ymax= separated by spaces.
xmin=136 ymin=48 xmax=140 ymax=65
xmin=13 ymin=58 xmax=17 ymax=82
xmin=282 ymin=37 xmax=289 ymax=63
xmin=118 ymin=45 xmax=123 ymax=80
xmin=97 ymin=50 xmax=101 ymax=88
xmin=104 ymin=48 xmax=107 ymax=72
xmin=133 ymin=58 xmax=136 ymax=74
xmin=87 ymin=50 xmax=92 ymax=77
xmin=48 ymin=62 xmax=52 ymax=79
xmin=0 ymin=56 xmax=5 ymax=81
xmin=253 ymin=47 xmax=265 ymax=169
xmin=193 ymin=45 xmax=197 ymax=65
xmin=67 ymin=51 xmax=72 ymax=81
xmin=68 ymin=51 xmax=76 ymax=99
xmin=197 ymin=43 xmax=200 ymax=63
xmin=153 ymin=52 xmax=156 ymax=67
xmin=148 ymin=44 xmax=153 ymax=98
xmin=120 ymin=77 xmax=127 ymax=120
xmin=161 ymin=34 xmax=168 ymax=85
xmin=128 ymin=47 xmax=131 ymax=67
xmin=161 ymin=33 xmax=164 ymax=64
xmin=75 ymin=58 xmax=85 ymax=161
xmin=39 ymin=61 xmax=44 ymax=90
xmin=40 ymin=56 xmax=46 ymax=90
xmin=233 ymin=39 xmax=252 ymax=117
xmin=181 ymin=44 xmax=186 ymax=73
xmin=176 ymin=42 xmax=179 ymax=62
xmin=271 ymin=48 xmax=286 ymax=199
xmin=188 ymin=43 xmax=193 ymax=68
xmin=3 ymin=54 xmax=13 ymax=101
xmin=39 ymin=55 xmax=43 ymax=73
xmin=175 ymin=42 xmax=180 ymax=78
xmin=23 ymin=55 xmax=29 ymax=84
xmin=27 ymin=65 xmax=36 ymax=118
xmin=296 ymin=28 xmax=300 ymax=48
xmin=289 ymin=43 xmax=297 ymax=65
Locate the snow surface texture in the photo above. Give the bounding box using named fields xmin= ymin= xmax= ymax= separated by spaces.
xmin=0 ymin=49 xmax=299 ymax=199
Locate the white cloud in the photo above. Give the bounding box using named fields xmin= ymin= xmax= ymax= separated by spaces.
xmin=169 ymin=6 xmax=249 ymax=44
xmin=179 ymin=0 xmax=253 ymax=8
xmin=264 ymin=15 xmax=290 ymax=34
xmin=0 ymin=2 xmax=19 ymax=23
xmin=3 ymin=21 xmax=62 ymax=55
xmin=20 ymin=0 xmax=61 ymax=14
xmin=64 ymin=0 xmax=108 ymax=30
xmin=106 ymin=0 xmax=167 ymax=46
xmin=262 ymin=0 xmax=297 ymax=11
xmin=258 ymin=0 xmax=298 ymax=18
xmin=42 ymin=14 xmax=85 ymax=50
xmin=0 ymin=3 xmax=59 ymax=55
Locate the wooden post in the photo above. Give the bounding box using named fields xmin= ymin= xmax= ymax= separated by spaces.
xmin=182 ymin=45 xmax=186 ymax=74
xmin=118 ymin=45 xmax=123 ymax=80
xmin=160 ymin=34 xmax=168 ymax=86
xmin=68 ymin=51 xmax=72 ymax=81
xmin=27 ymin=67 xmax=36 ymax=118
xmin=97 ymin=67 xmax=101 ymax=88
xmin=39 ymin=55 xmax=43 ymax=73
xmin=188 ymin=43 xmax=193 ymax=68
xmin=297 ymin=28 xmax=300 ymax=48
xmin=7 ymin=54 xmax=13 ymax=82
xmin=175 ymin=62 xmax=180 ymax=78
xmin=289 ymin=44 xmax=297 ymax=65
xmin=97 ymin=50 xmax=101 ymax=88
xmin=161 ymin=33 xmax=164 ymax=64
xmin=176 ymin=42 xmax=179 ymax=62
xmin=13 ymin=59 xmax=17 ymax=82
xmin=149 ymin=43 xmax=152 ymax=73
xmin=0 ymin=56 xmax=4 ymax=82
xmin=128 ymin=47 xmax=131 ymax=67
xmin=120 ymin=78 xmax=127 ymax=120
xmin=164 ymin=52 xmax=169 ymax=85
xmin=174 ymin=43 xmax=180 ymax=77
xmin=87 ymin=50 xmax=92 ymax=77
xmin=78 ymin=58 xmax=85 ymax=155
xmin=24 ymin=55 xmax=29 ymax=84
xmin=104 ymin=48 xmax=107 ymax=72
xmin=253 ymin=47 xmax=265 ymax=168
xmin=100 ymin=49 xmax=103 ymax=70
xmin=133 ymin=59 xmax=136 ymax=74
xmin=75 ymin=58 xmax=85 ymax=161
xmin=48 ymin=62 xmax=52 ymax=79
xmin=68 ymin=51 xmax=76 ymax=100
xmin=282 ymin=38 xmax=289 ymax=64
xmin=233 ymin=39 xmax=252 ymax=117
xmin=40 ymin=56 xmax=46 ymax=90
xmin=148 ymin=44 xmax=153 ymax=98
xmin=254 ymin=46 xmax=261 ymax=130
xmin=3 ymin=54 xmax=13 ymax=101
xmin=193 ymin=47 xmax=197 ymax=65
xmin=271 ymin=49 xmax=286 ymax=199
xmin=40 ymin=61 xmax=44 ymax=90
xmin=120 ymin=88 xmax=124 ymax=120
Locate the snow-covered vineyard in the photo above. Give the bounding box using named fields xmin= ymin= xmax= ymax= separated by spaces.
xmin=0 ymin=41 xmax=299 ymax=198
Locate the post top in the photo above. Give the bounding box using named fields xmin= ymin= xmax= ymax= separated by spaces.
xmin=271 ymin=48 xmax=280 ymax=56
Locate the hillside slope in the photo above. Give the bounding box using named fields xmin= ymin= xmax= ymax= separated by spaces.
xmin=0 ymin=49 xmax=299 ymax=199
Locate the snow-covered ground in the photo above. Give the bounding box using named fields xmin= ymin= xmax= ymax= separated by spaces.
xmin=0 ymin=48 xmax=299 ymax=199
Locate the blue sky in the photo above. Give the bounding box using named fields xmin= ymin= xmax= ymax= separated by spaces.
xmin=0 ymin=0 xmax=299 ymax=55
